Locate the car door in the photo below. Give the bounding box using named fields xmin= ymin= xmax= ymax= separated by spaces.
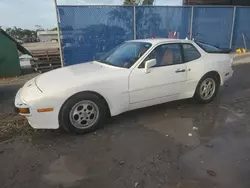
xmin=180 ymin=43 xmax=203 ymax=98
xmin=129 ymin=43 xmax=187 ymax=104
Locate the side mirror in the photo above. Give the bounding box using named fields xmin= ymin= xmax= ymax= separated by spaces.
xmin=145 ymin=59 xmax=156 ymax=74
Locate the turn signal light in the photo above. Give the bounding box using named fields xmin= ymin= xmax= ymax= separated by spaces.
xmin=19 ymin=108 xmax=30 ymax=114
xmin=37 ymin=108 xmax=54 ymax=113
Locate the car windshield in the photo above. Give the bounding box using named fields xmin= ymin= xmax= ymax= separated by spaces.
xmin=98 ymin=42 xmax=152 ymax=68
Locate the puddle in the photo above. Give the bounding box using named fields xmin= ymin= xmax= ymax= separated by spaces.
xmin=140 ymin=116 xmax=200 ymax=147
xmin=43 ymin=156 xmax=87 ymax=187
xmin=235 ymin=112 xmax=246 ymax=118
xmin=180 ymin=136 xmax=250 ymax=188
xmin=136 ymin=103 xmax=247 ymax=147
xmin=220 ymin=105 xmax=246 ymax=119
xmin=225 ymin=116 xmax=236 ymax=123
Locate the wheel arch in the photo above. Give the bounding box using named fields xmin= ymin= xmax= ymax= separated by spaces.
xmin=192 ymin=70 xmax=221 ymax=103
xmin=202 ymin=71 xmax=222 ymax=86
xmin=59 ymin=91 xmax=111 ymax=118
xmin=193 ymin=70 xmax=221 ymax=98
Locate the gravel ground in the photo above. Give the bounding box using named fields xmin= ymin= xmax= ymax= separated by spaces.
xmin=1 ymin=64 xmax=250 ymax=188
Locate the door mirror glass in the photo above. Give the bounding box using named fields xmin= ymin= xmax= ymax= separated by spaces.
xmin=145 ymin=59 xmax=156 ymax=73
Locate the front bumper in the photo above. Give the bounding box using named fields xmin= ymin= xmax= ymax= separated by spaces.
xmin=15 ymin=88 xmax=30 ymax=115
xmin=14 ymin=88 xmax=60 ymax=129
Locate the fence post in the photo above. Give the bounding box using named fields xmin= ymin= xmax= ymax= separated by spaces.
xmin=242 ymin=33 xmax=247 ymax=50
xmin=54 ymin=0 xmax=64 ymax=67
xmin=230 ymin=7 xmax=236 ymax=49
xmin=133 ymin=6 xmax=136 ymax=40
xmin=189 ymin=6 xmax=194 ymax=40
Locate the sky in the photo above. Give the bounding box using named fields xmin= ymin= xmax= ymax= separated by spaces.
xmin=0 ymin=0 xmax=182 ymax=29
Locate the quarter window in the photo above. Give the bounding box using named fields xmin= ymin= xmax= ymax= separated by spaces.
xmin=182 ymin=44 xmax=201 ymax=62
xmin=140 ymin=43 xmax=183 ymax=68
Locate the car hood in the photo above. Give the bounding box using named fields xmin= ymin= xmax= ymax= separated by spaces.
xmin=35 ymin=61 xmax=128 ymax=93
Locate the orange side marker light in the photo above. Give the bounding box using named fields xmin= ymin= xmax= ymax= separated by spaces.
xmin=37 ymin=108 xmax=54 ymax=113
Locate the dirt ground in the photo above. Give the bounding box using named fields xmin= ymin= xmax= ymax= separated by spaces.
xmin=1 ymin=64 xmax=250 ymax=188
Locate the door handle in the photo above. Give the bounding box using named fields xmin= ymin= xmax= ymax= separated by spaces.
xmin=175 ymin=69 xmax=186 ymax=73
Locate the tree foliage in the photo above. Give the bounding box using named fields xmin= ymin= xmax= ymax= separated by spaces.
xmin=123 ymin=0 xmax=137 ymax=5
xmin=50 ymin=27 xmax=58 ymax=31
xmin=142 ymin=0 xmax=154 ymax=5
xmin=5 ymin=26 xmax=57 ymax=42
xmin=123 ymin=0 xmax=154 ymax=5
xmin=5 ymin=27 xmax=38 ymax=42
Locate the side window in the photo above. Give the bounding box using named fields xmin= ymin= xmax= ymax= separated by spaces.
xmin=182 ymin=44 xmax=201 ymax=62
xmin=139 ymin=44 xmax=183 ymax=68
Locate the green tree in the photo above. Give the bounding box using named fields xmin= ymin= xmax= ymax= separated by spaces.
xmin=123 ymin=0 xmax=129 ymax=5
xmin=123 ymin=0 xmax=154 ymax=5
xmin=123 ymin=0 xmax=137 ymax=5
xmin=142 ymin=0 xmax=154 ymax=5
xmin=5 ymin=27 xmax=38 ymax=42
xmin=50 ymin=27 xmax=57 ymax=31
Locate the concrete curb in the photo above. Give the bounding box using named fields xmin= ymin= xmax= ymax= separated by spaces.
xmin=231 ymin=53 xmax=250 ymax=61
xmin=231 ymin=53 xmax=250 ymax=65
xmin=233 ymin=61 xmax=250 ymax=66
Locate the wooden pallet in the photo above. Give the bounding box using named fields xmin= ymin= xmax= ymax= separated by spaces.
xmin=31 ymin=60 xmax=61 ymax=73
xmin=31 ymin=60 xmax=60 ymax=65
xmin=31 ymin=49 xmax=60 ymax=62
xmin=30 ymin=48 xmax=62 ymax=73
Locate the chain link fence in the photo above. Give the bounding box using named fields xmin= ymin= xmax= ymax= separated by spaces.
xmin=233 ymin=7 xmax=250 ymax=50
xmin=56 ymin=5 xmax=250 ymax=66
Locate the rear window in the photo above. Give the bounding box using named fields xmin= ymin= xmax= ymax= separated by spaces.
xmin=196 ymin=42 xmax=223 ymax=53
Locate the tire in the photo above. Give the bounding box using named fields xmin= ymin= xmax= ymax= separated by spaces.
xmin=194 ymin=74 xmax=220 ymax=104
xmin=59 ymin=92 xmax=108 ymax=134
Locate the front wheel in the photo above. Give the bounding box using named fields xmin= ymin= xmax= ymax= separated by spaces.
xmin=59 ymin=92 xmax=108 ymax=134
xmin=194 ymin=74 xmax=220 ymax=104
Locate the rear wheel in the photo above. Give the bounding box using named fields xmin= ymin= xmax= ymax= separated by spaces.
xmin=194 ymin=74 xmax=220 ymax=103
xmin=59 ymin=92 xmax=108 ymax=134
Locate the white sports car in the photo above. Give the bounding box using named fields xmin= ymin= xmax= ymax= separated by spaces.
xmin=15 ymin=39 xmax=233 ymax=133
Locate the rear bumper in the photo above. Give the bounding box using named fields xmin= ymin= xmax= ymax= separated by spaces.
xmin=227 ymin=68 xmax=234 ymax=79
xmin=222 ymin=68 xmax=234 ymax=85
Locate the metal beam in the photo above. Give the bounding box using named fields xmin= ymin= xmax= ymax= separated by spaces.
xmin=54 ymin=0 xmax=64 ymax=67
xmin=190 ymin=6 xmax=194 ymax=40
xmin=134 ymin=6 xmax=137 ymax=40
xmin=242 ymin=33 xmax=247 ymax=50
xmin=230 ymin=6 xmax=236 ymax=49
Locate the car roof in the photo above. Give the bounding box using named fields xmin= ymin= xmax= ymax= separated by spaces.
xmin=127 ymin=38 xmax=192 ymax=45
